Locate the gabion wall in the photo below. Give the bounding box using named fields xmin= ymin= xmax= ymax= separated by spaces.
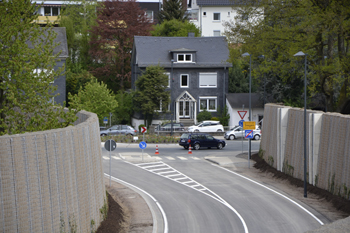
xmin=0 ymin=110 xmax=106 ymax=232
xmin=261 ymin=104 xmax=350 ymax=198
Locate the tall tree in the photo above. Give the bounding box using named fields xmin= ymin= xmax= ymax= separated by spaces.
xmin=60 ymin=0 xmax=98 ymax=73
xmin=133 ymin=65 xmax=170 ymax=127
xmin=158 ymin=0 xmax=188 ymax=23
xmin=89 ymin=0 xmax=152 ymax=93
xmin=69 ymin=78 xmax=118 ymax=124
xmin=0 ymin=0 xmax=77 ymax=135
xmin=151 ymin=19 xmax=200 ymax=37
xmin=224 ymin=0 xmax=350 ymax=112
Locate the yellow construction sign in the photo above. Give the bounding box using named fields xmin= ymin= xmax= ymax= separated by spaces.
xmin=243 ymin=121 xmax=255 ymax=130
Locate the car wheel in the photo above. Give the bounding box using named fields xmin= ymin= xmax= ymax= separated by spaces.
xmin=101 ymin=133 xmax=107 ymax=136
xmin=194 ymin=129 xmax=199 ymax=132
xmin=229 ymin=135 xmax=235 ymax=140
xmin=217 ymin=143 xmax=223 ymax=150
xmin=184 ymin=146 xmax=189 ymax=150
xmin=217 ymin=129 xmax=223 ymax=132
xmin=194 ymin=143 xmax=200 ymax=150
xmin=254 ymin=134 xmax=261 ymax=140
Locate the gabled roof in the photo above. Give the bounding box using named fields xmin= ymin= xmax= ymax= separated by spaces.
xmin=133 ymin=36 xmax=231 ymax=68
xmin=197 ymin=0 xmax=245 ymax=6
xmin=226 ymin=93 xmax=264 ymax=108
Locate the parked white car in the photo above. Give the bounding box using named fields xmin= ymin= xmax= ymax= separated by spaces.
xmin=187 ymin=121 xmax=224 ymax=132
xmin=224 ymin=125 xmax=261 ymax=140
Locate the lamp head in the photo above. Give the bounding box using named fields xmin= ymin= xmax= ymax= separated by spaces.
xmin=242 ymin=52 xmax=250 ymax=57
xmin=294 ymin=51 xmax=306 ymax=57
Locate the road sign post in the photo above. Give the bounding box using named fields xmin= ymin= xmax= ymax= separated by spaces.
xmin=105 ymin=139 xmax=116 ymax=187
xmin=139 ymin=141 xmax=147 ymax=162
xmin=103 ymin=117 xmax=108 ymax=128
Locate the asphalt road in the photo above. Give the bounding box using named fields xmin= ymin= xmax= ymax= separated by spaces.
xmin=102 ymin=140 xmax=325 ymax=233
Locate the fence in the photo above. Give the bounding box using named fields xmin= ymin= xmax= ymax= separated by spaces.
xmin=0 ymin=110 xmax=106 ymax=232
xmin=260 ymin=104 xmax=350 ymax=198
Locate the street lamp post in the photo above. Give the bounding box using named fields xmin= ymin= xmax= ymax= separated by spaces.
xmin=294 ymin=51 xmax=308 ymax=198
xmin=242 ymin=52 xmax=252 ymax=168
xmin=170 ymin=59 xmax=174 ymax=136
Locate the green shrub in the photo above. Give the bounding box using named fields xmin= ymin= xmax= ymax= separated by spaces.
xmin=211 ymin=117 xmax=219 ymax=121
xmin=197 ymin=110 xmax=212 ymax=122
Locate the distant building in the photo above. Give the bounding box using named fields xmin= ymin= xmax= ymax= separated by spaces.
xmin=131 ymin=35 xmax=232 ymax=128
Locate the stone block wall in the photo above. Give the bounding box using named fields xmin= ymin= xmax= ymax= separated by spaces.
xmin=0 ymin=110 xmax=106 ymax=232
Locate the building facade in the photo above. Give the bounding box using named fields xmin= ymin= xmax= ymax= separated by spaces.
xmin=131 ymin=35 xmax=231 ymax=128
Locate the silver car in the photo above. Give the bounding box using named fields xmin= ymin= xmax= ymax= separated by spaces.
xmin=224 ymin=125 xmax=261 ymax=140
xmin=100 ymin=125 xmax=137 ymax=136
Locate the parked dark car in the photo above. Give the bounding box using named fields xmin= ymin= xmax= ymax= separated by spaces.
xmin=179 ymin=133 xmax=226 ymax=150
xmin=100 ymin=125 xmax=137 ymax=136
xmin=160 ymin=123 xmax=185 ymax=131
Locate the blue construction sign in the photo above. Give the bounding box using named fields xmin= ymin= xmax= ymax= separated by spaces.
xmin=139 ymin=141 xmax=147 ymax=149
xmin=245 ymin=130 xmax=254 ymax=139
xmin=239 ymin=120 xmax=245 ymax=127
xmin=103 ymin=117 xmax=108 ymax=124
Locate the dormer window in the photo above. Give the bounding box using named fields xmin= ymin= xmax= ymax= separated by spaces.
xmin=178 ymin=54 xmax=192 ymax=62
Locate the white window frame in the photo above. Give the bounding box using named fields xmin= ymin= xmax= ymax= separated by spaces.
xmin=180 ymin=74 xmax=189 ymax=88
xmin=165 ymin=72 xmax=170 ymax=88
xmin=145 ymin=10 xmax=153 ymax=22
xmin=177 ymin=54 xmax=192 ymax=62
xmin=199 ymin=96 xmax=217 ymax=112
xmin=34 ymin=68 xmax=54 ymax=83
xmin=213 ymin=30 xmax=221 ymax=36
xmin=213 ymin=12 xmax=221 ymax=21
xmin=44 ymin=6 xmax=60 ymax=16
xmin=157 ymin=100 xmax=170 ymax=112
xmin=199 ymin=72 xmax=217 ymax=88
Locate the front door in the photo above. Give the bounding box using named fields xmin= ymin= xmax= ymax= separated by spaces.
xmin=179 ymin=101 xmax=190 ymax=118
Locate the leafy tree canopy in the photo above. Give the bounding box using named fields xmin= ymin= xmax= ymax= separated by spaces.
xmin=113 ymin=90 xmax=133 ymax=125
xmin=133 ymin=65 xmax=170 ymax=126
xmin=89 ymin=0 xmax=152 ymax=93
xmin=68 ymin=78 xmax=118 ymax=124
xmin=158 ymin=0 xmax=188 ymax=23
xmin=224 ymin=0 xmax=350 ymax=112
xmin=0 ymin=0 xmax=77 ymax=135
xmin=151 ymin=19 xmax=200 ymax=37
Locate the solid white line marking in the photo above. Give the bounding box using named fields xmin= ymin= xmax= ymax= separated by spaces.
xmin=150 ymin=168 xmax=169 ymax=172
xmin=183 ymin=181 xmax=196 ymax=184
xmin=104 ymin=174 xmax=168 ymax=233
xmin=166 ymin=174 xmax=182 ymax=178
xmin=111 ymin=156 xmax=121 ymax=160
xmin=158 ymin=171 xmax=176 ymax=175
xmin=143 ymin=164 xmax=166 ymax=169
xmin=136 ymin=162 xmax=163 ymax=166
xmin=102 ymin=156 xmax=110 ymax=160
xmin=212 ymin=164 xmax=324 ymax=225
xmin=118 ymin=153 xmax=125 ymax=160
xmin=173 ymin=177 xmax=188 ymax=181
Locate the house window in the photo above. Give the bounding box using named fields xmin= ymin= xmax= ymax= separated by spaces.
xmin=180 ymin=74 xmax=189 ymax=88
xmin=213 ymin=13 xmax=220 ymax=21
xmin=213 ymin=30 xmax=221 ymax=36
xmin=165 ymin=72 xmax=170 ymax=88
xmin=199 ymin=97 xmax=217 ymax=112
xmin=44 ymin=7 xmax=59 ymax=16
xmin=157 ymin=100 xmax=170 ymax=112
xmin=199 ymin=73 xmax=217 ymax=88
xmin=145 ymin=10 xmax=153 ymax=22
xmin=188 ymin=0 xmax=192 ymax=8
xmin=34 ymin=68 xmax=54 ymax=83
xmin=177 ymin=54 xmax=192 ymax=62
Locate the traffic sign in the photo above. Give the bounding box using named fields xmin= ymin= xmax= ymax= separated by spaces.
xmin=103 ymin=117 xmax=108 ymax=124
xmin=104 ymin=139 xmax=116 ymax=151
xmin=245 ymin=130 xmax=253 ymax=139
xmin=141 ymin=126 xmax=147 ymax=133
xmin=243 ymin=121 xmax=255 ymax=130
xmin=139 ymin=141 xmax=147 ymax=149
xmin=237 ymin=111 xmax=247 ymax=120
xmin=239 ymin=120 xmax=245 ymax=127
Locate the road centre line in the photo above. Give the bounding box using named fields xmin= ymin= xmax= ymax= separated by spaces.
xmin=127 ymin=161 xmax=249 ymax=233
xmin=104 ymin=174 xmax=168 ymax=233
xmin=212 ymin=164 xmax=324 ymax=225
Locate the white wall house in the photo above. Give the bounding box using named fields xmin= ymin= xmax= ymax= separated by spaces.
xmin=226 ymin=93 xmax=264 ymax=128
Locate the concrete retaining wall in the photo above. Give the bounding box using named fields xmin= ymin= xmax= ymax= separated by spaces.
xmin=0 ymin=110 xmax=106 ymax=232
xmin=261 ymin=104 xmax=350 ymax=198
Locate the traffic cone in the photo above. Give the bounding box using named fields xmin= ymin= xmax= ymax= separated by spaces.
xmin=155 ymin=145 xmax=159 ymax=155
xmin=188 ymin=145 xmax=192 ymax=154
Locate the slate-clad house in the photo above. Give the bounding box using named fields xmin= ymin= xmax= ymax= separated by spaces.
xmin=131 ymin=35 xmax=232 ymax=128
